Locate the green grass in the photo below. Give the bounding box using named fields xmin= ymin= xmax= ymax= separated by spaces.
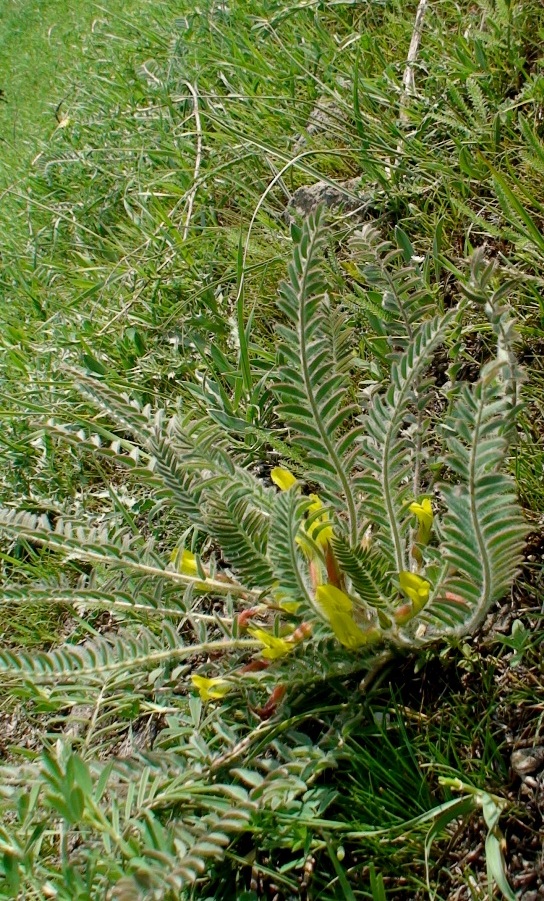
xmin=0 ymin=0 xmax=156 ymax=177
xmin=0 ymin=0 xmax=543 ymax=897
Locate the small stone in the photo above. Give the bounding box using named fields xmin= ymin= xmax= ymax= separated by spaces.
xmin=284 ymin=177 xmax=373 ymax=223
xmin=511 ymin=746 xmax=544 ymax=777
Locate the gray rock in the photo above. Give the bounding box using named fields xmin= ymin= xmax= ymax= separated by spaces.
xmin=284 ymin=176 xmax=373 ymax=224
xmin=511 ymin=746 xmax=544 ymax=777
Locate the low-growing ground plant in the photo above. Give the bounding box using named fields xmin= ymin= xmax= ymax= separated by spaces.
xmin=0 ymin=210 xmax=527 ymax=899
xmin=2 ymin=0 xmax=543 ymax=896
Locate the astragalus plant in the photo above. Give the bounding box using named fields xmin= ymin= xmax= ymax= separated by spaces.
xmin=0 ymin=208 xmax=526 ymax=672
xmin=0 ymin=209 xmax=526 ymax=898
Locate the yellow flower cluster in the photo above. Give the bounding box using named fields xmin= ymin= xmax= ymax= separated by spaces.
xmin=272 ymin=467 xmax=435 ymax=636
xmin=271 ymin=467 xmax=333 ymax=553
xmin=271 ymin=468 xmax=377 ymax=646
xmin=189 ymin=473 xmax=438 ymax=703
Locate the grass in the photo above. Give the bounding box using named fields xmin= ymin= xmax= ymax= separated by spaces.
xmin=0 ymin=0 xmax=543 ymax=897
xmin=0 ymin=0 xmax=157 ymax=176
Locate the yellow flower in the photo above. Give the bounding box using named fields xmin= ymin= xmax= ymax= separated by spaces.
xmin=398 ymin=571 xmax=430 ymax=613
xmin=271 ymin=467 xmax=298 ymax=491
xmin=305 ymin=495 xmax=334 ymax=548
xmin=270 ymin=583 xmax=300 ymax=614
xmin=179 ymin=549 xmax=199 ymax=576
xmin=277 ymin=597 xmax=301 ymax=614
xmin=170 ymin=548 xmax=209 ymax=589
xmin=295 ymin=496 xmax=336 ymax=570
xmin=271 ymin=466 xmax=336 ymax=570
xmin=316 ymin=584 xmax=375 ymax=649
xmin=191 ymin=675 xmax=231 ymax=702
xmin=247 ymin=627 xmax=294 ymax=660
xmin=409 ymin=498 xmax=433 ymax=546
xmin=316 ymin=583 xmax=352 ymax=614
xmin=270 ymin=467 xmax=334 ymax=548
